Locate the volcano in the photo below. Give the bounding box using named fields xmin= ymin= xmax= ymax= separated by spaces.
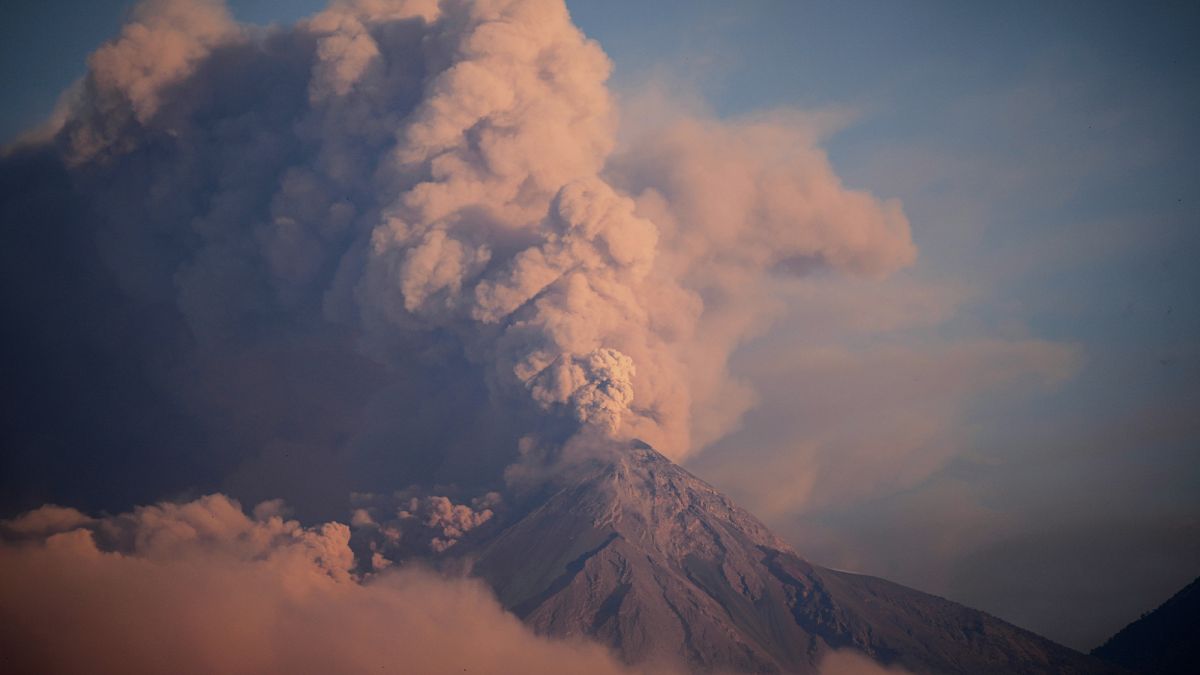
xmin=462 ymin=442 xmax=1119 ymax=674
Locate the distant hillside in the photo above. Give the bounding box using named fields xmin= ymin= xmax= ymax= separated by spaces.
xmin=1092 ymin=576 xmax=1200 ymax=674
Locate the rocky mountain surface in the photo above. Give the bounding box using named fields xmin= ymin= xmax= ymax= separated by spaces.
xmin=1092 ymin=575 xmax=1199 ymax=674
xmin=467 ymin=442 xmax=1122 ymax=674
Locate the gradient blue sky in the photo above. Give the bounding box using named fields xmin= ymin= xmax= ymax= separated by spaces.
xmin=2 ymin=0 xmax=1197 ymax=651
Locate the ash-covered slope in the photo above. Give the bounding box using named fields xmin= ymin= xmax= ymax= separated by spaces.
xmin=470 ymin=442 xmax=1118 ymax=674
xmin=1092 ymin=575 xmax=1200 ymax=674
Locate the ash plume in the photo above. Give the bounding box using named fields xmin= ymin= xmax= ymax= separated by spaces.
xmin=1 ymin=0 xmax=912 ymax=512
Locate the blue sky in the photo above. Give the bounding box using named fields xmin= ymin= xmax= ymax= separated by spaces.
xmin=2 ymin=0 xmax=1197 ymax=651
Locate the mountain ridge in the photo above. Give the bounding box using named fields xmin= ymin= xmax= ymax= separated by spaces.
xmin=463 ymin=442 xmax=1120 ymax=673
xmin=1092 ymin=575 xmax=1200 ymax=674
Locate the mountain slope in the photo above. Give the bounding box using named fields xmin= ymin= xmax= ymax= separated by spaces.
xmin=470 ymin=442 xmax=1119 ymax=674
xmin=1092 ymin=575 xmax=1200 ymax=674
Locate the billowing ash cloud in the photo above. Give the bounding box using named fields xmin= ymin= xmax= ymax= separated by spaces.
xmin=0 ymin=495 xmax=647 ymax=675
xmin=0 ymin=0 xmax=912 ymax=512
xmin=0 ymin=1 xmax=919 ymax=671
xmin=350 ymin=488 xmax=502 ymax=559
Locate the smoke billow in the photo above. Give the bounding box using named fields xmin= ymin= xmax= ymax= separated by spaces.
xmin=350 ymin=488 xmax=502 ymax=560
xmin=2 ymin=0 xmax=912 ymax=511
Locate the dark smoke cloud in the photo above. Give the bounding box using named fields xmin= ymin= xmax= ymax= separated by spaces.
xmin=350 ymin=487 xmax=503 ymax=561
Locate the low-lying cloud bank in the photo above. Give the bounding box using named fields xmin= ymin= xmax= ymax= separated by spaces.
xmin=0 ymin=495 xmax=641 ymax=675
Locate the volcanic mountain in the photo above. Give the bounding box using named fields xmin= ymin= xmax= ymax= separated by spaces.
xmin=463 ymin=442 xmax=1119 ymax=674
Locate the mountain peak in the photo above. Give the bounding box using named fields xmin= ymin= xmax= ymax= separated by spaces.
xmin=469 ymin=442 xmax=1119 ymax=673
xmin=551 ymin=440 xmax=794 ymax=557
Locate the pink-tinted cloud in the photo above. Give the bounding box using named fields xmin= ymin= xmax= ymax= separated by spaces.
xmin=689 ymin=273 xmax=1080 ymax=520
xmin=25 ymin=0 xmax=918 ymax=479
xmin=604 ymin=109 xmax=917 ymax=457
xmin=0 ymin=495 xmax=649 ymax=675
